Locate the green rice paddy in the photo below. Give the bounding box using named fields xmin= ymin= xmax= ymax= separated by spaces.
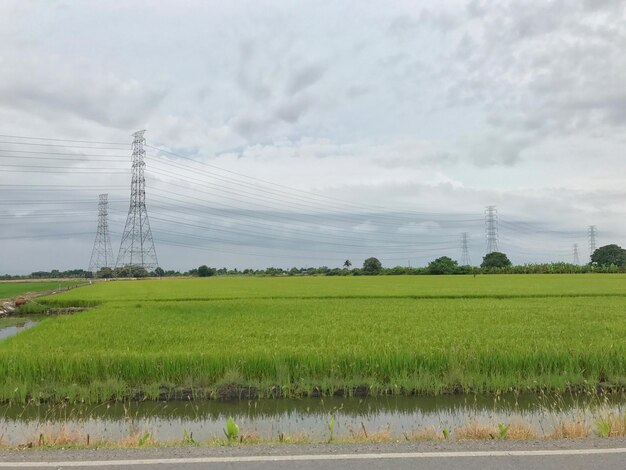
xmin=1 ymin=274 xmax=625 ymax=403
xmin=0 ymin=281 xmax=78 ymax=300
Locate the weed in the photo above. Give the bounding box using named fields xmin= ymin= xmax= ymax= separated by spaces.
xmin=223 ymin=417 xmax=239 ymax=443
xmin=327 ymin=415 xmax=335 ymax=443
xmin=138 ymin=431 xmax=152 ymax=447
xmin=595 ymin=414 xmax=626 ymax=437
xmin=181 ymin=429 xmax=196 ymax=445
xmin=497 ymin=422 xmax=510 ymax=440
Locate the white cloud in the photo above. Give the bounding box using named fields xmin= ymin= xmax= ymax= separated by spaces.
xmin=1 ymin=0 xmax=625 ymax=273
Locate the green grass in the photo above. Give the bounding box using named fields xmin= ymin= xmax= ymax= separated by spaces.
xmin=1 ymin=275 xmax=626 ymax=403
xmin=50 ymin=274 xmax=626 ymax=302
xmin=0 ymin=281 xmax=79 ymax=300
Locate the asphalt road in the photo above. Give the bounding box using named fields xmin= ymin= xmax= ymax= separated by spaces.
xmin=1 ymin=439 xmax=626 ymax=470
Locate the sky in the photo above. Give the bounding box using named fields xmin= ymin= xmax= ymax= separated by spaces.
xmin=1 ymin=0 xmax=625 ymax=274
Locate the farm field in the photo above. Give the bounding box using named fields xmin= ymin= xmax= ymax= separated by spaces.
xmin=1 ymin=274 xmax=625 ymax=403
xmin=0 ymin=281 xmax=79 ymax=300
xmin=47 ymin=273 xmax=626 ymax=302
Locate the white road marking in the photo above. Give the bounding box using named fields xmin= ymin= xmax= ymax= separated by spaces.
xmin=2 ymin=448 xmax=626 ymax=467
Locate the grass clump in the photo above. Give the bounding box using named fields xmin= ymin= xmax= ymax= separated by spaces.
xmin=549 ymin=420 xmax=590 ymax=439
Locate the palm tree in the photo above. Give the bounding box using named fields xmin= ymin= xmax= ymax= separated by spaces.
xmin=343 ymin=259 xmax=352 ymax=269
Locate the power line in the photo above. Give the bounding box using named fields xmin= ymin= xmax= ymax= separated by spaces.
xmin=0 ymin=140 xmax=127 ymax=150
xmin=0 ymin=133 xmax=128 ymax=145
xmin=0 ymin=148 xmax=128 ymax=157
xmin=146 ymin=144 xmax=481 ymax=219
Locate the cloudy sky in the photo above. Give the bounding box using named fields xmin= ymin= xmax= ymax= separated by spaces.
xmin=1 ymin=0 xmax=625 ymax=274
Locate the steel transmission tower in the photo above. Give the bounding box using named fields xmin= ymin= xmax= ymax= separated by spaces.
xmin=485 ymin=206 xmax=499 ymax=254
xmin=573 ymin=243 xmax=580 ymax=265
xmin=460 ymin=232 xmax=471 ymax=265
xmin=88 ymin=194 xmax=114 ymax=273
xmin=116 ymin=130 xmax=159 ymax=271
xmin=588 ymin=225 xmax=597 ymax=262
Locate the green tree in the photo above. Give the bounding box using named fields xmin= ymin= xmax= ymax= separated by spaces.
xmin=197 ymin=265 xmax=215 ymax=277
xmin=153 ymin=267 xmax=165 ymax=277
xmin=427 ymin=256 xmax=458 ymax=274
xmin=343 ymin=259 xmax=352 ymax=269
xmin=96 ymin=267 xmax=113 ymax=278
xmin=362 ymin=257 xmax=382 ymax=275
xmin=481 ymin=252 xmax=512 ymax=269
xmin=591 ymin=244 xmax=626 ymax=266
xmin=129 ymin=265 xmax=149 ymax=278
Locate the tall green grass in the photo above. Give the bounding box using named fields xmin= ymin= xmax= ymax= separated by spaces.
xmin=1 ymin=277 xmax=626 ymax=403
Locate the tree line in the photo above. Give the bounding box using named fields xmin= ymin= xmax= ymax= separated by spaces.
xmin=2 ymin=244 xmax=625 ymax=280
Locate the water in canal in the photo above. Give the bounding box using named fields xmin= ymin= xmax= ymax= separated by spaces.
xmin=0 ymin=320 xmax=37 ymax=341
xmin=1 ymin=393 xmax=624 ymax=445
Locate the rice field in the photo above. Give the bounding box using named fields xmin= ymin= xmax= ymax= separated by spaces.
xmin=1 ymin=274 xmax=625 ymax=403
xmin=0 ymin=281 xmax=78 ymax=299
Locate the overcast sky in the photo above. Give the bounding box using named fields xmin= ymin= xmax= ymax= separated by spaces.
xmin=1 ymin=0 xmax=625 ymax=274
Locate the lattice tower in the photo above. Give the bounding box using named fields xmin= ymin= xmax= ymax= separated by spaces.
xmin=88 ymin=193 xmax=114 ymax=273
xmin=116 ymin=130 xmax=158 ymax=270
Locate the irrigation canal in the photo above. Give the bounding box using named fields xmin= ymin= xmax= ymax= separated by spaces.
xmin=1 ymin=394 xmax=624 ymax=445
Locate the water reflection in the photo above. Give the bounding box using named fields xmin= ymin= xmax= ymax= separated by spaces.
xmin=1 ymin=393 xmax=624 ymax=445
xmin=0 ymin=321 xmax=36 ymax=340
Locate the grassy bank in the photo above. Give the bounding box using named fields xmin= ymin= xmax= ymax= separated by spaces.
xmin=1 ymin=275 xmax=626 ymax=403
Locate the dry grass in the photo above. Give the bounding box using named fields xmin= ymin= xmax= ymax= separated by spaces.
xmin=455 ymin=422 xmax=496 ymax=440
xmin=405 ymin=426 xmax=441 ymax=441
xmin=119 ymin=431 xmax=156 ymax=448
xmin=506 ymin=423 xmax=539 ymax=440
xmin=239 ymin=432 xmax=263 ymax=444
xmin=549 ymin=420 xmax=590 ymax=439
xmin=342 ymin=425 xmax=393 ymax=443
xmin=454 ymin=421 xmax=538 ymax=440
xmin=278 ymin=432 xmax=312 ymax=444
xmin=29 ymin=425 xmax=90 ymax=447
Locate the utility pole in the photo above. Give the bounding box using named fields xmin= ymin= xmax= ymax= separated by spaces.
xmin=588 ymin=225 xmax=597 ymax=262
xmin=461 ymin=232 xmax=471 ymax=265
xmin=485 ymin=206 xmax=498 ymax=254
xmin=88 ymin=193 xmax=114 ymax=273
xmin=573 ymin=243 xmax=580 ymax=265
xmin=116 ymin=130 xmax=158 ymax=271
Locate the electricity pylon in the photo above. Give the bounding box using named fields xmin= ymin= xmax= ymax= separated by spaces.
xmin=116 ymin=130 xmax=158 ymax=271
xmin=88 ymin=193 xmax=114 ymax=273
